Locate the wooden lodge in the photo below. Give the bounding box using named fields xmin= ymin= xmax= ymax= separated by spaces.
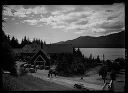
xmin=13 ymin=43 xmax=73 ymax=70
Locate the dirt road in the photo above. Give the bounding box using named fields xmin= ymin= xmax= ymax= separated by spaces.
xmin=2 ymin=74 xmax=76 ymax=91
xmin=31 ymin=65 xmax=125 ymax=92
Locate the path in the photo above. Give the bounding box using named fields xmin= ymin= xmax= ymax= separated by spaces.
xmin=30 ymin=66 xmax=125 ymax=92
xmin=30 ymin=69 xmax=103 ymax=91
xmin=2 ymin=74 xmax=75 ymax=91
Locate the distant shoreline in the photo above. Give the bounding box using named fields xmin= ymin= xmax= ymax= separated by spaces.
xmin=74 ymin=47 xmax=125 ymax=48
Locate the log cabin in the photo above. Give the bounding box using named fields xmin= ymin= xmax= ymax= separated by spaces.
xmin=13 ymin=43 xmax=73 ymax=70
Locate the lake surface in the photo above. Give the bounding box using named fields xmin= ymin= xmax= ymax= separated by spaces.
xmin=79 ymin=48 xmax=125 ymax=60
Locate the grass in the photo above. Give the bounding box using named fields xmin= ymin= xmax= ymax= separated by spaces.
xmin=2 ymin=74 xmax=76 ymax=91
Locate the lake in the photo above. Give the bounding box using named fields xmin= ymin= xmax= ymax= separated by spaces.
xmin=79 ymin=48 xmax=125 ymax=60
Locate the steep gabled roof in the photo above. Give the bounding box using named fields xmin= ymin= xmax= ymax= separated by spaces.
xmin=30 ymin=49 xmax=50 ymax=65
xmin=43 ymin=44 xmax=73 ymax=54
xmin=22 ymin=43 xmax=41 ymax=53
xmin=13 ymin=43 xmax=73 ymax=55
xmin=13 ymin=48 xmax=22 ymax=54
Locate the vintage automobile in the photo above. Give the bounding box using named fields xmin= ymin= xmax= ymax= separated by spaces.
xmin=29 ymin=67 xmax=36 ymax=73
xmin=38 ymin=65 xmax=44 ymax=70
xmin=22 ymin=64 xmax=36 ymax=73
xmin=74 ymin=83 xmax=89 ymax=91
xmin=35 ymin=65 xmax=44 ymax=70
xmin=45 ymin=66 xmax=50 ymax=70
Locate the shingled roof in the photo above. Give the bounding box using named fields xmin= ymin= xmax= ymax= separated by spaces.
xmin=13 ymin=43 xmax=73 ymax=54
xmin=43 ymin=44 xmax=73 ymax=54
xmin=22 ymin=43 xmax=41 ymax=53
xmin=13 ymin=48 xmax=22 ymax=54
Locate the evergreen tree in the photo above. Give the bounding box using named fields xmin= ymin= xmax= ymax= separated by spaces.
xmin=89 ymin=54 xmax=92 ymax=60
xmin=44 ymin=41 xmax=46 ymax=44
xmin=20 ymin=36 xmax=31 ymax=47
xmin=1 ymin=7 xmax=17 ymax=77
xmin=105 ymin=60 xmax=112 ymax=72
xmin=99 ymin=66 xmax=107 ymax=83
xmin=96 ymin=55 xmax=101 ymax=63
xmin=7 ymin=35 xmax=11 ymax=44
xmin=41 ymin=40 xmax=44 ymax=48
xmin=73 ymin=47 xmax=76 ymax=53
xmin=10 ymin=36 xmax=19 ymax=48
xmin=1 ymin=6 xmax=17 ymax=90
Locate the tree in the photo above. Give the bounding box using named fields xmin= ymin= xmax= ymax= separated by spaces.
xmin=99 ymin=66 xmax=107 ymax=83
xmin=114 ymin=58 xmax=125 ymax=69
xmin=96 ymin=55 xmax=101 ymax=63
xmin=7 ymin=35 xmax=11 ymax=45
xmin=105 ymin=60 xmax=112 ymax=72
xmin=1 ymin=30 xmax=16 ymax=74
xmin=1 ymin=5 xmax=17 ymax=77
xmin=89 ymin=54 xmax=93 ymax=60
xmin=44 ymin=41 xmax=46 ymax=45
xmin=77 ymin=48 xmax=82 ymax=56
xmin=73 ymin=47 xmax=76 ymax=55
xmin=10 ymin=36 xmax=19 ymax=48
xmin=20 ymin=36 xmax=31 ymax=47
xmin=56 ymin=54 xmax=70 ymax=76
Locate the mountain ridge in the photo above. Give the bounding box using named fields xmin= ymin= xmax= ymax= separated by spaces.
xmin=54 ymin=31 xmax=125 ymax=48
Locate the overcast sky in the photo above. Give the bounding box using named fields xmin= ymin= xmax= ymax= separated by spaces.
xmin=2 ymin=3 xmax=125 ymax=44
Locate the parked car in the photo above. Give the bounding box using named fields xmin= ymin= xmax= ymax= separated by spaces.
xmin=35 ymin=65 xmax=44 ymax=70
xmin=35 ymin=65 xmax=40 ymax=69
xmin=74 ymin=83 xmax=84 ymax=89
xmin=31 ymin=65 xmax=35 ymax=68
xmin=45 ymin=66 xmax=50 ymax=70
xmin=23 ymin=64 xmax=31 ymax=68
xmin=74 ymin=83 xmax=89 ymax=91
xmin=29 ymin=67 xmax=36 ymax=73
xmin=38 ymin=65 xmax=44 ymax=70
xmin=23 ymin=64 xmax=28 ymax=68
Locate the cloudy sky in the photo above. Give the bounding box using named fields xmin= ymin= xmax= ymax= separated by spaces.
xmin=2 ymin=3 xmax=125 ymax=44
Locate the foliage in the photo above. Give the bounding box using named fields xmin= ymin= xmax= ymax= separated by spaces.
xmin=98 ymin=57 xmax=125 ymax=82
xmin=1 ymin=6 xmax=17 ymax=76
xmin=95 ymin=55 xmax=101 ymax=63
xmin=56 ymin=53 xmax=73 ymax=76
xmin=55 ymin=48 xmax=102 ymax=76
xmin=5 ymin=34 xmax=47 ymax=49
xmin=55 ymin=48 xmax=125 ymax=76
xmin=114 ymin=58 xmax=125 ymax=69
xmin=1 ymin=29 xmax=17 ymax=76
xmin=98 ymin=66 xmax=107 ymax=83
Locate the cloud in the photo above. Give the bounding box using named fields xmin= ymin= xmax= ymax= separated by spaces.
xmin=3 ymin=7 xmax=14 ymax=16
xmin=30 ymin=6 xmax=47 ymax=14
xmin=23 ymin=19 xmax=38 ymax=25
xmin=3 ymin=4 xmax=125 ymax=35
xmin=53 ymin=25 xmax=66 ymax=29
xmin=75 ymin=20 xmax=88 ymax=25
xmin=3 ymin=5 xmax=47 ymax=18
xmin=3 ymin=17 xmax=9 ymax=20
xmin=38 ymin=11 xmax=93 ymax=29
xmin=51 ymin=6 xmax=75 ymax=15
xmin=101 ymin=21 xmax=124 ymax=30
